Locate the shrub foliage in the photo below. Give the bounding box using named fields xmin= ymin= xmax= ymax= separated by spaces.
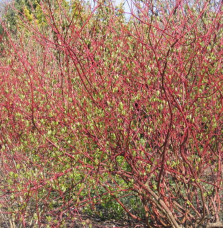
xmin=0 ymin=0 xmax=222 ymax=227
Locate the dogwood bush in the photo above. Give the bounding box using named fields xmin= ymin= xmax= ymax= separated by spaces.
xmin=0 ymin=0 xmax=222 ymax=227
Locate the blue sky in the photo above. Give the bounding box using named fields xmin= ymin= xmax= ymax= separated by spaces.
xmin=88 ymin=0 xmax=130 ymax=11
xmin=87 ymin=0 xmax=131 ymax=19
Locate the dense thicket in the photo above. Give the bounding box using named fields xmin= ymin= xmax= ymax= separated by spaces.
xmin=0 ymin=0 xmax=222 ymax=227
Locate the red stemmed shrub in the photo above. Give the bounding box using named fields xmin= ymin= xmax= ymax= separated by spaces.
xmin=0 ymin=0 xmax=222 ymax=227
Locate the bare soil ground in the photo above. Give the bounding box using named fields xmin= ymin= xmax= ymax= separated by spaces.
xmin=0 ymin=212 xmax=147 ymax=228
